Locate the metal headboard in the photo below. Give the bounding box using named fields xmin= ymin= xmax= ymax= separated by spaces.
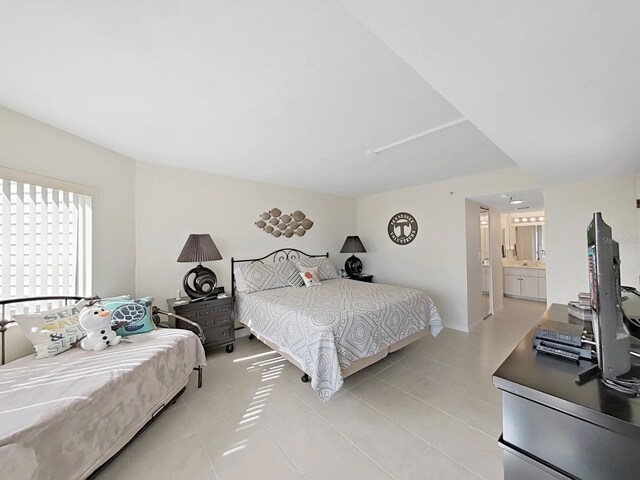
xmin=0 ymin=295 xmax=100 ymax=365
xmin=231 ymin=248 xmax=329 ymax=293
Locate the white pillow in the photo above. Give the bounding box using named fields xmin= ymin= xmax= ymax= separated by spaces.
xmin=295 ymin=257 xmax=340 ymax=280
xmin=14 ymin=300 xmax=88 ymax=359
xmin=234 ymin=266 xmax=248 ymax=292
xmin=299 ymin=267 xmax=322 ymax=287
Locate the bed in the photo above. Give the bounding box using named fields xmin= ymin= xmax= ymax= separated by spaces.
xmin=232 ymin=249 xmax=443 ymax=401
xmin=0 ymin=296 xmax=206 ymax=479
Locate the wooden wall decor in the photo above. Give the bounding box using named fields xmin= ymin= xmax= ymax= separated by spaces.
xmin=256 ymin=209 xmax=314 ymax=238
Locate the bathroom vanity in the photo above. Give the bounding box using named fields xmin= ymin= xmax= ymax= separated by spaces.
xmin=503 ymin=264 xmax=546 ymax=302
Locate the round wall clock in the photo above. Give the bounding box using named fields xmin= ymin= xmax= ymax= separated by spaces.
xmin=388 ymin=212 xmax=418 ymax=245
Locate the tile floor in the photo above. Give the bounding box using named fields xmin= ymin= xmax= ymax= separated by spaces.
xmin=98 ymin=297 xmax=545 ymax=480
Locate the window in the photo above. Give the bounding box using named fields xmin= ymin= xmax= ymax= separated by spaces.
xmin=0 ymin=178 xmax=92 ymax=306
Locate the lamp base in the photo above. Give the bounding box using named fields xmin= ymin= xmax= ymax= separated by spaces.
xmin=344 ymin=255 xmax=363 ymax=278
xmin=183 ymin=264 xmax=218 ymax=299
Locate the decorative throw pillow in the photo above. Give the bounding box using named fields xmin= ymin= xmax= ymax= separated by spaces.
xmin=295 ymin=257 xmax=340 ymax=280
xmin=14 ymin=300 xmax=88 ymax=359
xmin=239 ymin=260 xmax=300 ymax=293
xmin=299 ymin=267 xmax=322 ymax=287
xmin=102 ymin=297 xmax=155 ymax=337
xmin=286 ymin=270 xmax=305 ymax=288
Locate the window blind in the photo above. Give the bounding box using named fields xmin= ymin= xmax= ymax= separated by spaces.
xmin=0 ymin=178 xmax=92 ymax=313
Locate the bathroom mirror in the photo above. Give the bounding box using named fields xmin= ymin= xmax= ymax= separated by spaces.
xmin=502 ymin=225 xmax=545 ymax=261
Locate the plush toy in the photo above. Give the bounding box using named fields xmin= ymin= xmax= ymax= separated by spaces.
xmin=79 ymin=305 xmax=121 ymax=352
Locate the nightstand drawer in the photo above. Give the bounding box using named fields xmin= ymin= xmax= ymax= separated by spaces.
xmin=170 ymin=295 xmax=235 ymax=350
xmin=199 ymin=303 xmax=233 ymax=317
xmin=204 ymin=323 xmax=233 ymax=346
xmin=200 ymin=315 xmax=232 ymax=328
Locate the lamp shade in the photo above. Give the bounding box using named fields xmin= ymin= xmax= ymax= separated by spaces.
xmin=177 ymin=234 xmax=222 ymax=263
xmin=340 ymin=236 xmax=366 ymax=254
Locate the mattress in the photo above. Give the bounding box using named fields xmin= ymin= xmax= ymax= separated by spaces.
xmin=236 ymin=278 xmax=443 ymax=400
xmin=0 ymin=328 xmax=206 ymax=480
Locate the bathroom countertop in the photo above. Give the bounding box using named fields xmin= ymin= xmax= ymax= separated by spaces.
xmin=502 ymin=264 xmax=546 ymax=270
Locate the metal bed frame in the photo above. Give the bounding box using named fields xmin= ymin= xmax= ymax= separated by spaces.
xmin=0 ymin=295 xmax=208 ymax=478
xmin=231 ymin=248 xmax=329 ymax=383
xmin=231 ymin=248 xmax=329 ymax=293
xmin=0 ymin=295 xmax=96 ymax=366
xmin=0 ymin=296 xmax=206 ymax=387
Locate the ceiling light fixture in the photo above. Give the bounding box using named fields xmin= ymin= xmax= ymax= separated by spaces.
xmin=512 ymin=215 xmax=545 ymax=224
xmin=516 ymin=206 xmax=530 ymax=210
xmin=365 ymin=117 xmax=467 ymax=156
xmin=509 ymin=198 xmax=524 ymax=205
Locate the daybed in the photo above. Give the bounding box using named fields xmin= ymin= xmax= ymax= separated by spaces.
xmin=232 ymin=249 xmax=443 ymax=401
xmin=0 ymin=296 xmax=206 ymax=480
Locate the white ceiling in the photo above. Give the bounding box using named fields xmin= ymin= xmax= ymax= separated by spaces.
xmin=0 ymin=0 xmax=514 ymax=196
xmin=340 ymin=0 xmax=640 ymax=185
xmin=470 ymin=188 xmax=544 ymax=214
xmin=1 ymin=2 xmax=637 ymax=197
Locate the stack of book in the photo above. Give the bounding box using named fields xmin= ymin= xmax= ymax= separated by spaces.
xmin=568 ymin=292 xmax=592 ymax=321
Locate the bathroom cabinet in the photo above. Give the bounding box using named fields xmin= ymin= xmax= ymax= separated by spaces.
xmin=503 ymin=267 xmax=546 ymax=302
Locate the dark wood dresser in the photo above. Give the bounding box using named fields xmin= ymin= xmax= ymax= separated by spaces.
xmin=168 ymin=295 xmax=235 ymax=353
xmin=493 ymin=304 xmax=640 ymax=479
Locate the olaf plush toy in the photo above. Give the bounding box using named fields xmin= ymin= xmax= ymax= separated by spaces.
xmin=79 ymin=305 xmax=121 ymax=352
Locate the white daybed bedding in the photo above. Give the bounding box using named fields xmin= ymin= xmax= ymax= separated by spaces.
xmin=0 ymin=328 xmax=206 ymax=480
xmin=237 ymin=278 xmax=443 ymax=401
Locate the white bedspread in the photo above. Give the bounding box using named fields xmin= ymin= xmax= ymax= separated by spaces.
xmin=0 ymin=328 xmax=206 ymax=480
xmin=237 ymin=278 xmax=443 ymax=401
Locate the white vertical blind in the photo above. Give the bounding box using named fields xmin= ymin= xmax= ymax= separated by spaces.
xmin=0 ymin=178 xmax=92 ymax=314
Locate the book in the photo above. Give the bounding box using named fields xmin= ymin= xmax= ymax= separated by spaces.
xmin=568 ymin=301 xmax=591 ymax=312
xmin=568 ymin=305 xmax=593 ymax=321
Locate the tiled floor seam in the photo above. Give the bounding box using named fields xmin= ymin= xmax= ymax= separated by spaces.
xmin=344 ymin=388 xmax=484 ymax=480
xmin=257 ymin=418 xmax=309 ymax=480
xmin=373 ymin=375 xmax=499 ymax=441
xmin=183 ymin=397 xmax=222 ymax=480
xmin=284 ymin=386 xmax=398 ymax=480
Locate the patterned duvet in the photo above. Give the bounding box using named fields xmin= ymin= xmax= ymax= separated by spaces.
xmin=0 ymin=329 xmax=206 ymax=479
xmin=236 ymin=278 xmax=443 ymax=400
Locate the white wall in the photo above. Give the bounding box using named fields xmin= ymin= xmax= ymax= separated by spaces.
xmin=0 ymin=106 xmax=136 ymax=296
xmin=545 ymin=175 xmax=640 ymax=305
xmin=465 ymin=199 xmax=483 ymax=329
xmin=3 ymin=104 xmax=637 ymax=336
xmin=357 ymin=167 xmax=539 ymax=331
xmin=134 ymin=162 xmax=357 ymax=306
xmin=489 ymin=207 xmax=504 ymax=313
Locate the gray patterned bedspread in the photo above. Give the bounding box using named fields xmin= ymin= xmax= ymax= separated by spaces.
xmin=236 ymin=278 xmax=443 ymax=400
xmin=0 ymin=329 xmax=206 ymax=480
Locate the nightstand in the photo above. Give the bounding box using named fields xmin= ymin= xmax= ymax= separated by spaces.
xmin=349 ymin=274 xmax=373 ymax=283
xmin=167 ymin=294 xmax=235 ymax=353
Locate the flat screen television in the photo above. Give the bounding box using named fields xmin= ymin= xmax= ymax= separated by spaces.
xmin=587 ymin=212 xmax=630 ymax=378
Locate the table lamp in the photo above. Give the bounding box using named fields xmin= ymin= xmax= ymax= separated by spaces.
xmin=177 ymin=234 xmax=223 ymax=299
xmin=340 ymin=235 xmax=366 ymax=278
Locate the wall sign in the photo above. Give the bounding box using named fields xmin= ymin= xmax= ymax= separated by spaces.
xmin=255 ymin=208 xmax=313 ymax=238
xmin=388 ymin=212 xmax=418 ymax=245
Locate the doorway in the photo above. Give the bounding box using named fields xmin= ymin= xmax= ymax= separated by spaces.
xmin=473 ymin=188 xmax=547 ymax=304
xmin=480 ymin=207 xmax=492 ymax=319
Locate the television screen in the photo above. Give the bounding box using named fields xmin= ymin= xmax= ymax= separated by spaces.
xmin=587 ymin=213 xmax=630 ymax=378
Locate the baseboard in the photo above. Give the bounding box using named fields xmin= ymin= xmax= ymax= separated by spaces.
xmin=468 ymin=317 xmax=485 ymax=331
xmin=504 ymin=294 xmax=546 ymax=303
